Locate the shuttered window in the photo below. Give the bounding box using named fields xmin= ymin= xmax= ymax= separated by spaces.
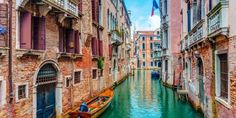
xmin=78 ymin=0 xmax=82 ymax=13
xmin=75 ymin=30 xmax=80 ymax=54
xmin=20 ymin=11 xmax=46 ymax=50
xmin=32 ymin=17 xmax=46 ymax=50
xmin=92 ymin=0 xmax=96 ymax=21
xmin=20 ymin=11 xmax=32 ymax=49
xmin=74 ymin=71 xmax=81 ymax=84
xmin=59 ymin=27 xmax=80 ymax=54
xmin=91 ymin=37 xmax=97 ymax=56
xmin=98 ymin=39 xmax=103 ymax=56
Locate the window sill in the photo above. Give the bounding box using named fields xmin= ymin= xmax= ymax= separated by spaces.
xmin=215 ymin=97 xmax=231 ymax=109
xmin=16 ymin=49 xmax=45 ymax=59
xmin=57 ymin=52 xmax=83 ymax=60
xmin=16 ymin=98 xmax=28 ymax=103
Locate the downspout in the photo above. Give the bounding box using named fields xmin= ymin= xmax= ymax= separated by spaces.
xmin=8 ymin=0 xmax=13 ymax=104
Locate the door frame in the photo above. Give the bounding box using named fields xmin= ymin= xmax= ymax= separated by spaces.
xmin=196 ymin=57 xmax=204 ymax=108
xmin=32 ymin=60 xmax=63 ymax=118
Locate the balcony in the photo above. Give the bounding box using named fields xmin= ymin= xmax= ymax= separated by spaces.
xmin=154 ymin=47 xmax=161 ymax=52
xmin=207 ymin=1 xmax=229 ymax=38
xmin=188 ymin=20 xmax=204 ymax=47
xmin=183 ymin=19 xmax=205 ymax=50
xmin=111 ymin=30 xmax=123 ymax=46
xmin=17 ymin=0 xmax=81 ymax=18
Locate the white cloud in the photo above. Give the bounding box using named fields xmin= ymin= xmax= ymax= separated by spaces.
xmin=133 ymin=15 xmax=160 ymax=31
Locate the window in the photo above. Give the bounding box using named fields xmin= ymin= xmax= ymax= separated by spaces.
xmin=216 ymin=53 xmax=228 ymax=101
xmin=91 ymin=37 xmax=103 ymax=56
xmin=150 ymin=36 xmax=153 ymax=40
xmin=109 ymin=68 xmax=112 ymax=75
xmin=143 ymin=53 xmax=145 ymax=59
xmin=143 ymin=62 xmax=145 ymax=67
xmin=20 ymin=11 xmax=46 ymax=50
xmin=151 ymin=62 xmax=153 ymax=67
xmin=151 ymin=53 xmax=153 ymax=58
xmin=78 ymin=0 xmax=82 ymax=12
xmin=59 ymin=27 xmax=81 ymax=54
xmin=18 ymin=85 xmax=26 ymax=100
xmin=74 ymin=71 xmax=82 ymax=84
xmin=92 ymin=69 xmax=97 ymax=79
xmin=142 ymin=37 xmax=145 ymax=41
xmin=142 ymin=43 xmax=145 ymax=50
xmin=150 ymin=43 xmax=153 ymax=50
xmin=65 ymin=76 xmax=71 ymax=88
xmin=15 ymin=83 xmax=28 ymax=102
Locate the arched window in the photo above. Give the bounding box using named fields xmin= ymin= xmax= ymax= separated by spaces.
xmin=37 ymin=64 xmax=57 ymax=85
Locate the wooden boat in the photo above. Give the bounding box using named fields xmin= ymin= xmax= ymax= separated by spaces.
xmin=69 ymin=89 xmax=114 ymax=118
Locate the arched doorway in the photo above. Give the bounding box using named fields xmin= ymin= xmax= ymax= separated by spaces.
xmin=36 ymin=63 xmax=58 ymax=118
xmin=197 ymin=58 xmax=204 ymax=107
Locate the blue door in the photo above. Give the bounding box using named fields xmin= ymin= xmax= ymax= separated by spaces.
xmin=37 ymin=84 xmax=56 ymax=118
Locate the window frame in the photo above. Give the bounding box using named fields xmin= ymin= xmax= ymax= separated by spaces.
xmin=215 ymin=50 xmax=231 ymax=108
xmin=73 ymin=70 xmax=83 ymax=85
xmin=15 ymin=82 xmax=29 ymax=102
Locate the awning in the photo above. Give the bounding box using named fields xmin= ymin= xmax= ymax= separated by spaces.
xmin=0 ymin=26 xmax=7 ymax=35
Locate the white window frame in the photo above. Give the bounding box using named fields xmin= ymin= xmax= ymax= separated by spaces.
xmin=215 ymin=50 xmax=231 ymax=108
xmin=15 ymin=82 xmax=29 ymax=102
xmin=0 ymin=76 xmax=6 ymax=106
xmin=73 ymin=69 xmax=83 ymax=85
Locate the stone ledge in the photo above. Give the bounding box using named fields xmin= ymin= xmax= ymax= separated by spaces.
xmin=57 ymin=52 xmax=83 ymax=60
xmin=16 ymin=49 xmax=45 ymax=59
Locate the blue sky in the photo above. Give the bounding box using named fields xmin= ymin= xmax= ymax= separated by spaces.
xmin=124 ymin=0 xmax=160 ymax=31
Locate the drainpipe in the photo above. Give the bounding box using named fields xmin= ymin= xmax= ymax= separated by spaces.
xmin=8 ymin=0 xmax=13 ymax=104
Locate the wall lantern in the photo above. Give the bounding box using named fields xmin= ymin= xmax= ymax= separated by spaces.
xmin=193 ymin=51 xmax=200 ymax=58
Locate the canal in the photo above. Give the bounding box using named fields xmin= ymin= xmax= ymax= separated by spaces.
xmin=100 ymin=70 xmax=203 ymax=118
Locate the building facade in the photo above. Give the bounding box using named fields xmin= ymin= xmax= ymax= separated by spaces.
xmin=159 ymin=0 xmax=182 ymax=87
xmin=133 ymin=30 xmax=162 ymax=70
xmin=0 ymin=0 xmax=131 ymax=117
xmin=180 ymin=0 xmax=236 ymax=117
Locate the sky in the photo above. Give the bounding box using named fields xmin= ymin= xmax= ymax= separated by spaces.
xmin=124 ymin=0 xmax=160 ymax=32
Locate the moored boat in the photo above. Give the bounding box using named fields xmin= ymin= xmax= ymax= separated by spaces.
xmin=69 ymin=89 xmax=114 ymax=118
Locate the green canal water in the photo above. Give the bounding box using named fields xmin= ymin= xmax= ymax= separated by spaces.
xmin=100 ymin=70 xmax=203 ymax=118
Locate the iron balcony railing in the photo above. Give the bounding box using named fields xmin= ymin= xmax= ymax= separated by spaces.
xmin=17 ymin=0 xmax=79 ymax=18
xmin=184 ymin=20 xmax=205 ymax=49
xmin=207 ymin=1 xmax=229 ymax=37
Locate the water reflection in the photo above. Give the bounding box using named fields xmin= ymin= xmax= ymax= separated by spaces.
xmin=100 ymin=70 xmax=203 ymax=118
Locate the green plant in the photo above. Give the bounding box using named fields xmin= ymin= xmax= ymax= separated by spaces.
xmin=97 ymin=57 xmax=104 ymax=69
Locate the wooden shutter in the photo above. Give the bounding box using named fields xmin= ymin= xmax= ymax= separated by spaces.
xmin=0 ymin=3 xmax=8 ymax=47
xmin=92 ymin=37 xmax=97 ymax=55
xmin=38 ymin=17 xmax=46 ymax=50
xmin=75 ymin=30 xmax=80 ymax=54
xmin=33 ymin=17 xmax=39 ymax=50
xmin=92 ymin=0 xmax=96 ymax=21
xmin=20 ymin=11 xmax=32 ymax=49
xmin=96 ymin=0 xmax=99 ymax=23
xmin=78 ymin=0 xmax=82 ymax=13
xmin=109 ymin=44 xmax=112 ymax=58
xmin=67 ymin=29 xmax=75 ymax=53
xmin=99 ymin=40 xmax=103 ymax=56
xmin=59 ymin=27 xmax=64 ymax=52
